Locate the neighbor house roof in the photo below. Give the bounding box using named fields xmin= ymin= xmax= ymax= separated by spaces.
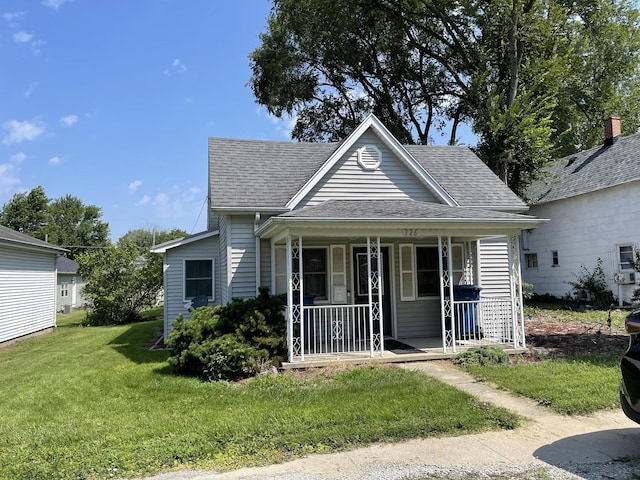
xmin=0 ymin=225 xmax=67 ymax=253
xmin=526 ymin=133 xmax=640 ymax=204
xmin=56 ymin=256 xmax=78 ymax=274
xmin=209 ymin=124 xmax=527 ymax=212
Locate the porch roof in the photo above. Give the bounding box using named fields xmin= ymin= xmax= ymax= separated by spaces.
xmin=256 ymin=199 xmax=546 ymax=238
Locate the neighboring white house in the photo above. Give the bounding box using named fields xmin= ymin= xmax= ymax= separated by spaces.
xmin=522 ymin=117 xmax=640 ymax=305
xmin=153 ymin=114 xmax=545 ymax=363
xmin=0 ymin=225 xmax=67 ymax=345
xmin=56 ymin=256 xmax=87 ymax=313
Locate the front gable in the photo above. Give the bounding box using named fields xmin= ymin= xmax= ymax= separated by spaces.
xmin=287 ymin=114 xmax=457 ymax=210
xmin=296 ymin=130 xmax=444 ymax=208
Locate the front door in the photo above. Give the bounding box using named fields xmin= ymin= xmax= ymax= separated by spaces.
xmin=352 ymin=246 xmax=392 ymax=337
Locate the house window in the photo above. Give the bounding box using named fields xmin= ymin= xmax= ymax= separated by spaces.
xmin=525 ymin=253 xmax=538 ymax=269
xmin=184 ymin=259 xmax=214 ymax=301
xmin=303 ymin=248 xmax=328 ymax=300
xmin=61 ymin=282 xmax=69 ymax=297
xmin=618 ymin=245 xmax=635 ymax=271
xmin=416 ymin=246 xmax=439 ymax=297
xmin=552 ymin=251 xmax=559 ymax=266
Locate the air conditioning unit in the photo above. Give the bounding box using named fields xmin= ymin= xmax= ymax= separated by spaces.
xmin=614 ymin=272 xmax=636 ymax=284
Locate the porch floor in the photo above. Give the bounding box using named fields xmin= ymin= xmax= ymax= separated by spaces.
xmin=281 ymin=337 xmax=526 ymax=370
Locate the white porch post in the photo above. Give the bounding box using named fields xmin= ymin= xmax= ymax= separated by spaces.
xmin=508 ymin=234 xmax=525 ymax=348
xmin=366 ymin=236 xmax=383 ymax=357
xmin=287 ymin=235 xmax=305 ymax=362
xmin=439 ymin=236 xmax=456 ymax=353
xmin=367 ymin=236 xmax=374 ymax=357
xmin=376 ymin=236 xmax=384 ymax=356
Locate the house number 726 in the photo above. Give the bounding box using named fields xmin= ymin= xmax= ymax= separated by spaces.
xmin=403 ymin=229 xmax=418 ymax=237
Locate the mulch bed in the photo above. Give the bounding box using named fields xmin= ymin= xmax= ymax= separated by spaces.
xmin=524 ymin=315 xmax=628 ymax=359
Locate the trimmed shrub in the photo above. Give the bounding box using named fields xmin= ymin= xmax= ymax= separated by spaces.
xmin=167 ymin=287 xmax=286 ymax=381
xmin=453 ymin=346 xmax=508 ymax=367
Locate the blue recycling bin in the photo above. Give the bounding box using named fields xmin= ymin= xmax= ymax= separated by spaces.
xmin=453 ymin=285 xmax=482 ymax=336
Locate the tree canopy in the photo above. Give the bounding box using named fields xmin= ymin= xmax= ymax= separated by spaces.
xmin=0 ymin=186 xmax=109 ymax=259
xmin=250 ymin=0 xmax=640 ymax=195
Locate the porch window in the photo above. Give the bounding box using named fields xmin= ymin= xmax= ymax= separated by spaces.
xmin=416 ymin=246 xmax=439 ymax=297
xmin=303 ymin=248 xmax=328 ymax=300
xmin=184 ymin=259 xmax=214 ymax=301
xmin=618 ymin=245 xmax=635 ymax=271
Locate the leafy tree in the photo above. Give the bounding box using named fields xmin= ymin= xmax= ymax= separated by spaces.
xmin=76 ymin=240 xmax=163 ymax=325
xmin=119 ymin=227 xmax=187 ymax=248
xmin=0 ymin=186 xmax=49 ymax=238
xmin=250 ymin=0 xmax=640 ymax=194
xmin=45 ymin=195 xmax=109 ymax=259
xmin=0 ymin=187 xmax=109 ymax=258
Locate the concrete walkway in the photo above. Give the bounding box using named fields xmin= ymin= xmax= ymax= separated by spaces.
xmin=143 ymin=361 xmax=640 ymax=480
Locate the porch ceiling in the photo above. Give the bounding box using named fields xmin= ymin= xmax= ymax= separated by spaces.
xmin=256 ymin=199 xmax=547 ymax=239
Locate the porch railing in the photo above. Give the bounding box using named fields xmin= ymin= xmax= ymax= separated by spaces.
xmin=297 ymin=304 xmax=373 ymax=356
xmin=289 ymin=297 xmax=522 ymax=360
xmin=450 ymin=296 xmax=517 ymax=344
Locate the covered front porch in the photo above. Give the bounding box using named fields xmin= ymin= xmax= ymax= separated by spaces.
xmin=255 ymin=200 xmax=542 ymax=364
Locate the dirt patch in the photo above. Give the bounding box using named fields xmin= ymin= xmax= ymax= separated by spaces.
xmin=524 ymin=315 xmax=628 ymax=359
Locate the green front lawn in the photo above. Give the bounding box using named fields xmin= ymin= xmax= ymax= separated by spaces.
xmin=463 ymin=354 xmax=620 ymax=415
xmin=0 ymin=315 xmax=519 ymax=480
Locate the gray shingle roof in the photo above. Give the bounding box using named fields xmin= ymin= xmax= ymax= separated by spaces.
xmin=279 ymin=199 xmax=536 ymax=222
xmin=56 ymin=256 xmax=79 ymax=273
xmin=209 ymin=136 xmax=526 ymax=211
xmin=0 ymin=224 xmax=67 ymax=252
xmin=526 ymin=133 xmax=640 ymax=204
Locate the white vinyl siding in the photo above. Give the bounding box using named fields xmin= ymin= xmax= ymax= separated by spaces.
xmin=0 ymin=246 xmax=57 ymax=344
xmin=163 ymin=235 xmax=219 ymax=340
xmin=478 ymin=237 xmax=511 ymax=297
xmin=260 ymin=238 xmax=271 ymax=290
xmin=298 ymin=131 xmax=439 ymax=207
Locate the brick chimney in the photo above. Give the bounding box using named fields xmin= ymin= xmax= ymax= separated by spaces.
xmin=604 ymin=116 xmax=621 ymax=146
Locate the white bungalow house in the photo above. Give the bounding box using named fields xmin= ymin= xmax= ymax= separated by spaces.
xmin=153 ymin=115 xmax=545 ymax=364
xmin=0 ymin=224 xmax=67 ymax=345
xmin=522 ymin=117 xmax=640 ymax=306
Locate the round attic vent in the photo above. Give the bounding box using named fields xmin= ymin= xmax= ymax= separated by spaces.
xmin=357 ymin=144 xmax=382 ymax=171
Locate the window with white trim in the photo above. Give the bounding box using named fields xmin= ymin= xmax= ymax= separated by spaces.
xmin=399 ymin=244 xmax=415 ymax=300
xmin=416 ymin=246 xmax=439 ymax=297
xmin=61 ymin=282 xmax=69 ymax=297
xmin=303 ymin=248 xmax=328 ymax=300
xmin=618 ymin=244 xmax=635 ymax=271
xmin=184 ymin=259 xmax=214 ymax=301
xmin=275 ymin=246 xmax=287 ymax=295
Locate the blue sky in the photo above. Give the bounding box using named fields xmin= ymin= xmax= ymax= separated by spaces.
xmin=1 ymin=0 xmax=474 ymax=241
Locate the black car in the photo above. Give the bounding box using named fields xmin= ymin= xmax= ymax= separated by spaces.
xmin=621 ymin=309 xmax=640 ymax=424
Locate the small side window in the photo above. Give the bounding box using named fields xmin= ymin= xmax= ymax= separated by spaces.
xmin=185 ymin=260 xmax=214 ymax=301
xmin=525 ymin=253 xmax=538 ymax=269
xmin=551 ymin=251 xmax=559 ymax=266
xmin=618 ymin=245 xmax=635 ymax=271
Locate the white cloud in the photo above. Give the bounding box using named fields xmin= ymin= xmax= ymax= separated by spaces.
xmin=152 ymin=193 xmax=169 ymax=206
xmin=13 ymin=31 xmax=33 ymax=43
xmin=164 ymin=58 xmax=188 ymax=76
xmin=60 ymin=114 xmax=78 ymax=127
xmin=49 ymin=156 xmax=61 ymax=165
xmin=129 ymin=180 xmax=142 ymax=194
xmin=2 ymin=119 xmax=45 ymax=145
xmin=42 ymin=0 xmax=73 ymax=10
xmin=4 ymin=11 xmax=26 ymax=22
xmin=24 ymin=82 xmax=38 ymax=98
xmin=137 ymin=195 xmax=151 ymax=206
xmin=30 ymin=39 xmax=46 ymax=55
xmin=10 ymin=152 xmax=26 ymax=163
xmin=263 ymin=109 xmax=297 ymax=139
xmin=0 ymin=152 xmax=27 ymax=194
